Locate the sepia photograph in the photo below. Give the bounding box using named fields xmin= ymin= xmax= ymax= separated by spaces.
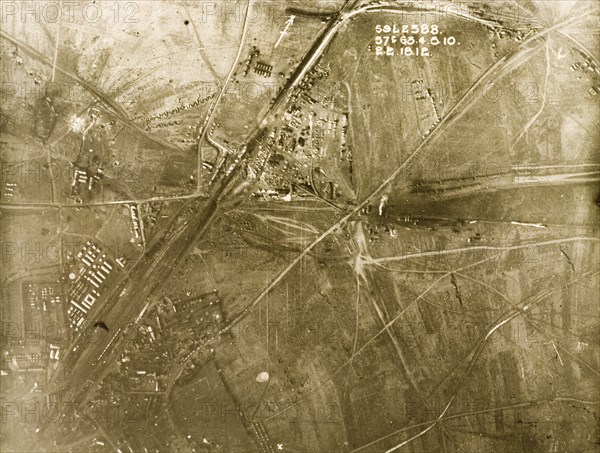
xmin=1 ymin=0 xmax=599 ymax=451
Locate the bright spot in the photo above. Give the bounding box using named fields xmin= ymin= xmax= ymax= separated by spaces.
xmin=378 ymin=195 xmax=388 ymax=216
xmin=256 ymin=371 xmax=269 ymax=383
xmin=68 ymin=115 xmax=86 ymax=133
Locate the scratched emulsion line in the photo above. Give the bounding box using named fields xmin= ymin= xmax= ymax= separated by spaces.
xmin=50 ymin=0 xmax=62 ymax=82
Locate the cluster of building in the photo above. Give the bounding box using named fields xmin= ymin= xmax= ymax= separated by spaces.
xmin=2 ymin=351 xmax=44 ymax=371
xmin=67 ymin=241 xmax=115 ymax=330
xmin=138 ymin=202 xmax=166 ymax=236
xmin=407 ymin=79 xmax=441 ymax=138
xmin=570 ymin=50 xmax=600 ymax=97
xmin=22 ymin=282 xmax=62 ymax=330
xmin=252 ymin=65 xmax=351 ymax=201
xmin=258 ymin=147 xmax=309 ymax=194
xmin=242 ymin=46 xmax=274 ymax=78
xmin=172 ymin=292 xmax=224 ymax=363
xmin=243 ymin=46 xmax=260 ymax=76
xmin=119 ymin=348 xmax=165 ymax=392
xmin=142 ymin=91 xmax=217 ymax=124
xmin=573 ymin=48 xmax=600 ymax=74
xmin=2 ymin=281 xmax=64 ymax=378
xmin=114 ymin=291 xmax=222 ymax=392
xmin=39 ymin=284 xmax=61 ymax=306
xmin=26 ymin=282 xmax=63 ymax=345
xmin=362 ymin=222 xmax=404 ymax=243
xmin=291 ymin=64 xmax=330 ymax=103
xmin=49 ymin=344 xmax=60 ymax=361
xmin=3 ymin=182 xmax=17 ymax=198
xmin=115 ymin=304 xmax=168 ymax=391
xmin=71 ymin=164 xmax=104 ymax=194
xmin=254 ymin=61 xmax=273 ymax=78
xmin=128 ymin=204 xmax=145 ymax=245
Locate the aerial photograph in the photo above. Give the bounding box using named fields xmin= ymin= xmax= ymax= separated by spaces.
xmin=0 ymin=0 xmax=598 ymax=452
